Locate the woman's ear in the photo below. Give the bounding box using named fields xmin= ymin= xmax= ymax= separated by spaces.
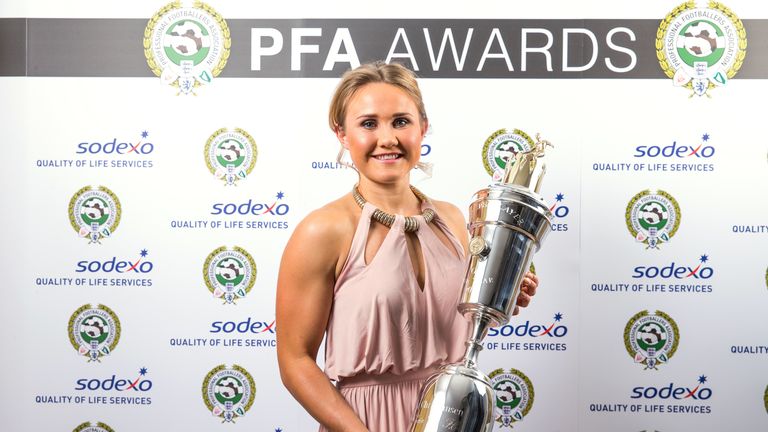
xmin=334 ymin=125 xmax=348 ymax=149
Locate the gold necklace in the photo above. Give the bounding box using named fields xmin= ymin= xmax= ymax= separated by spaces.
xmin=352 ymin=184 xmax=435 ymax=233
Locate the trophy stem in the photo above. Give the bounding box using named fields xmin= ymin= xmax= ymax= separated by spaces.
xmin=463 ymin=314 xmax=493 ymax=369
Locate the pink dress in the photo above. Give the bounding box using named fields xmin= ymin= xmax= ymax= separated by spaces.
xmin=321 ymin=202 xmax=470 ymax=432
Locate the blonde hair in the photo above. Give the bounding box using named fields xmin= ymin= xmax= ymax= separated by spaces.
xmin=328 ymin=61 xmax=427 ymax=131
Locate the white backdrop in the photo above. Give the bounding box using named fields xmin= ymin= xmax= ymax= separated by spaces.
xmin=1 ymin=1 xmax=767 ymax=431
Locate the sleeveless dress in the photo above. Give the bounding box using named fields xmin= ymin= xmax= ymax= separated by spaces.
xmin=321 ymin=201 xmax=470 ymax=432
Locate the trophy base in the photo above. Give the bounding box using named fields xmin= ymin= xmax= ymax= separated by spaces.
xmin=410 ymin=363 xmax=494 ymax=432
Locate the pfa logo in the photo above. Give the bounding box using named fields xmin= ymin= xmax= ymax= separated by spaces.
xmin=72 ymin=422 xmax=114 ymax=432
xmin=657 ymin=1 xmax=746 ymax=96
xmin=203 ymin=364 xmax=255 ymax=423
xmin=68 ymin=304 xmax=121 ymax=362
xmin=764 ymin=384 xmax=767 ymax=414
xmin=625 ymin=190 xmax=680 ymax=249
xmin=482 ymin=128 xmax=534 ymax=180
xmin=204 ymin=246 xmax=256 ymax=304
xmin=205 ymin=128 xmax=258 ymax=186
xmin=144 ymin=1 xmax=230 ymax=95
xmin=489 ymin=368 xmax=534 ymax=428
xmin=624 ymin=310 xmax=679 ymax=370
xmin=69 ymin=186 xmax=121 ymax=244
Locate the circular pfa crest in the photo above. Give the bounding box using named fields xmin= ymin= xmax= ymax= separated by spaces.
xmin=657 ymin=1 xmax=747 ymax=96
xmin=73 ymin=422 xmax=115 ymax=432
xmin=202 ymin=364 xmax=256 ymax=423
xmin=204 ymin=246 xmax=257 ymax=304
xmin=626 ymin=190 xmax=681 ymax=249
xmin=68 ymin=304 xmax=121 ymax=362
xmin=482 ymin=128 xmax=535 ymax=180
xmin=205 ymin=128 xmax=258 ymax=186
xmin=488 ymin=368 xmax=534 ymax=428
xmin=764 ymin=384 xmax=767 ymax=414
xmin=69 ymin=186 xmax=121 ymax=244
xmin=624 ymin=310 xmax=680 ymax=370
xmin=144 ymin=1 xmax=230 ymax=95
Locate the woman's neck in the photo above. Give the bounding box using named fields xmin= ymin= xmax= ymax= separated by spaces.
xmin=356 ymin=179 xmax=423 ymax=216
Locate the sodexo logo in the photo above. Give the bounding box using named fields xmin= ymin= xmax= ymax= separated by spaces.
xmin=211 ymin=191 xmax=290 ymax=217
xmin=630 ymin=375 xmax=712 ymax=402
xmin=203 ymin=246 xmax=256 ymax=304
xmin=209 ymin=191 xmax=291 ymax=230
xmin=75 ymin=367 xmax=152 ymax=393
xmin=634 ymin=133 xmax=715 ymax=159
xmin=625 ymin=189 xmax=681 ymax=250
xmin=69 ymin=186 xmax=121 ymax=244
xmin=210 ymin=317 xmax=276 ymax=336
xmin=144 ymin=2 xmax=230 ymax=95
xmin=488 ymin=368 xmax=534 ymax=427
xmin=488 ymin=313 xmax=568 ymax=338
xmin=549 ymin=193 xmax=570 ymax=232
xmin=72 ymin=422 xmax=115 ymax=432
xmin=68 ymin=304 xmax=121 ymax=362
xmin=205 ymin=128 xmax=258 ymax=186
xmin=76 ymin=249 xmax=153 ymax=274
xmin=77 ymin=131 xmax=154 ymax=156
xmin=624 ymin=310 xmax=679 ymax=370
xmin=202 ymin=364 xmax=255 ymax=423
xmin=632 ymin=254 xmax=712 ymax=280
xmin=487 ymin=312 xmax=568 ymax=352
xmin=657 ymin=2 xmax=746 ymax=96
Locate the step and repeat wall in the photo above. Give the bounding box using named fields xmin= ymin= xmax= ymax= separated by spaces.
xmin=1 ymin=1 xmax=767 ymax=431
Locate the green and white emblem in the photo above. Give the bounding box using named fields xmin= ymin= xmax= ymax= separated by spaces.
xmin=488 ymin=368 xmax=534 ymax=428
xmin=69 ymin=186 xmax=121 ymax=244
xmin=202 ymin=364 xmax=256 ymax=423
xmin=764 ymin=384 xmax=767 ymax=414
xmin=204 ymin=246 xmax=257 ymax=304
xmin=624 ymin=310 xmax=680 ymax=370
xmin=657 ymin=1 xmax=747 ymax=96
xmin=482 ymin=128 xmax=535 ymax=180
xmin=626 ymin=190 xmax=681 ymax=249
xmin=205 ymin=128 xmax=258 ymax=186
xmin=68 ymin=304 xmax=121 ymax=363
xmin=73 ymin=422 xmax=115 ymax=432
xmin=144 ymin=1 xmax=230 ymax=95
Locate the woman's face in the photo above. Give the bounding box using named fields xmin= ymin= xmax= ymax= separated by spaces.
xmin=336 ymin=82 xmax=427 ymax=186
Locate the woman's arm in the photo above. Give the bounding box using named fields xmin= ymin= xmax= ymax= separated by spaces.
xmin=276 ymin=209 xmax=368 ymax=432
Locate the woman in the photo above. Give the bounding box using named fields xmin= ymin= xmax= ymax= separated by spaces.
xmin=276 ymin=61 xmax=539 ymax=432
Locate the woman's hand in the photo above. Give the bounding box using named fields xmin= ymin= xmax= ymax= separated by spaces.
xmin=512 ymin=271 xmax=539 ymax=315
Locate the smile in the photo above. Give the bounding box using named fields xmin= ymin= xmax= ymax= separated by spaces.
xmin=373 ymin=154 xmax=402 ymax=161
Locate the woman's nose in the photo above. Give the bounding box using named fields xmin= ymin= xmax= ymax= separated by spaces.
xmin=377 ymin=127 xmax=398 ymax=148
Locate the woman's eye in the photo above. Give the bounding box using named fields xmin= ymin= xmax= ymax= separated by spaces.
xmin=394 ymin=118 xmax=409 ymax=127
xmin=361 ymin=120 xmax=376 ymax=129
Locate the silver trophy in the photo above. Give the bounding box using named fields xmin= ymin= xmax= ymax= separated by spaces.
xmin=410 ymin=136 xmax=554 ymax=432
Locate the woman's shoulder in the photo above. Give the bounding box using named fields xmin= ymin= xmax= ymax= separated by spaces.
xmin=429 ymin=197 xmax=469 ymax=250
xmin=292 ymin=193 xmax=358 ymax=244
xmin=430 ymin=198 xmax=466 ymax=226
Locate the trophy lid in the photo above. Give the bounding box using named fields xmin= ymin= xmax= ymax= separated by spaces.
xmin=500 ymin=133 xmax=553 ymax=194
